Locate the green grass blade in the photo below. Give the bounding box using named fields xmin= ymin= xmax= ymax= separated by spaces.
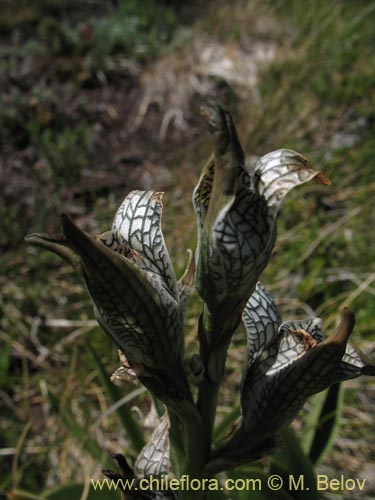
xmin=303 ymin=383 xmax=344 ymax=464
xmin=270 ymin=428 xmax=322 ymax=499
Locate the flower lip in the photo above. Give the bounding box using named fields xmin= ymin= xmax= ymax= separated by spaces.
xmin=240 ymin=284 xmax=375 ymax=439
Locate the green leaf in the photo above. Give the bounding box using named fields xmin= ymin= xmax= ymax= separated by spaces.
xmin=270 ymin=428 xmax=322 ymax=500
xmin=88 ymin=343 xmax=145 ymax=455
xmin=226 ymin=467 xmax=295 ymax=500
xmin=302 ymin=383 xmax=344 ymax=464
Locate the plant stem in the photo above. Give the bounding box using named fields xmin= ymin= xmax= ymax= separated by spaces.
xmin=196 ymin=379 xmax=220 ymax=457
xmin=181 ymin=301 xmax=243 ymax=499
xmin=181 ymin=410 xmax=210 ymax=500
xmin=196 ymin=306 xmax=221 ymax=457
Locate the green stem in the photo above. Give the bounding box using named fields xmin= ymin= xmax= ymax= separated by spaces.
xmin=181 ymin=410 xmax=210 ymax=500
xmin=180 ymin=302 xmax=242 ymax=499
xmin=196 ymin=306 xmax=221 ymax=458
xmin=178 ymin=308 xmax=218 ymax=500
xmin=183 ymin=409 xmax=207 ymax=473
xmin=196 ymin=379 xmax=220 ymax=457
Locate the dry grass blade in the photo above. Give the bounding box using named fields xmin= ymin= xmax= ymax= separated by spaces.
xmin=298 ymin=207 xmax=361 ymax=265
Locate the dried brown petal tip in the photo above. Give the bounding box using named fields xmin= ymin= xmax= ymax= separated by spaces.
xmin=331 ymin=307 xmax=356 ymax=344
xmin=314 ymin=171 xmax=331 ymax=186
xmin=152 ymin=192 xmax=164 ymax=202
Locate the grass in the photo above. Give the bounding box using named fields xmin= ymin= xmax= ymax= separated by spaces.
xmin=0 ymin=0 xmax=374 ymax=496
xmin=247 ymin=0 xmax=375 ymax=339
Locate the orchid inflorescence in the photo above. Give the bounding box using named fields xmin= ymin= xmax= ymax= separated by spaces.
xmin=26 ymin=98 xmax=374 ymax=500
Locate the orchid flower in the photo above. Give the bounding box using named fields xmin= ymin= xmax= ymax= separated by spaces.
xmin=193 ymin=98 xmax=330 ymax=320
xmin=103 ymin=414 xmax=179 ymax=499
xmin=26 ymin=190 xmax=193 ymax=409
xmin=207 ymin=283 xmax=374 ymax=471
xmin=241 ymin=282 xmax=374 ymax=437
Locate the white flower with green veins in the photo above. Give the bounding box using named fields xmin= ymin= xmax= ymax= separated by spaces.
xmin=240 ymin=282 xmax=375 ymax=439
xmin=193 ymin=98 xmax=330 ymax=316
xmin=26 ymin=190 xmax=193 ymax=407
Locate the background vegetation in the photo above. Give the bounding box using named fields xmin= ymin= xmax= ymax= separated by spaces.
xmin=1 ymin=0 xmax=374 ymax=498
